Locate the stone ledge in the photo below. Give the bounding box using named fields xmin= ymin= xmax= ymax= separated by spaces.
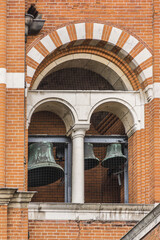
xmin=9 ymin=191 xmax=36 ymax=208
xmin=0 ymin=188 xmax=17 ymax=204
xmin=28 ymin=203 xmax=154 ymax=222
xmin=0 ymin=188 xmax=36 ymax=208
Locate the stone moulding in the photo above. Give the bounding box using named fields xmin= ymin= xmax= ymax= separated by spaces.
xmin=28 ymin=203 xmax=154 ymax=222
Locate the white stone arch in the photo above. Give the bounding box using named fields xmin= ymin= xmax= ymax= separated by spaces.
xmin=27 ymin=97 xmax=78 ymax=133
xmin=31 ymin=53 xmax=133 ymax=91
xmin=88 ymin=97 xmax=140 ymax=137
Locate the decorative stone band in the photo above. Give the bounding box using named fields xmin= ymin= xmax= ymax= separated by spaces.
xmin=0 ymin=188 xmax=36 ymax=208
xmin=28 ymin=203 xmax=154 ymax=222
xmin=6 ymin=73 xmax=25 ymax=88
xmin=144 ymin=82 xmax=160 ymax=102
xmin=0 ymin=70 xmax=25 ymax=88
xmin=26 ymin=22 xmax=153 ymax=86
xmin=121 ymin=203 xmax=160 ymax=240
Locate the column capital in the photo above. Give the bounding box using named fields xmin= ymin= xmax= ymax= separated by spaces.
xmin=70 ymin=123 xmax=90 ymax=139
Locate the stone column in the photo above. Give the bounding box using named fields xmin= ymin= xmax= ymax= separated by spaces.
xmin=71 ymin=125 xmax=89 ymax=203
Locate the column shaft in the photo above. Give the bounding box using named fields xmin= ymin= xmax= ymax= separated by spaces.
xmin=72 ymin=129 xmax=85 ymax=203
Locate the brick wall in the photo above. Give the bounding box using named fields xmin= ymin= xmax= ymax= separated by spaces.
xmin=29 ymin=220 xmax=137 ymax=240
xmin=0 ymin=85 xmax=6 ymax=187
xmin=6 ymin=89 xmax=25 ymax=191
xmin=0 ymin=205 xmax=7 ymax=240
xmin=128 ymin=130 xmax=149 ymax=204
xmin=7 ymin=0 xmax=25 ymax=72
xmin=26 ymin=0 xmax=153 ymax=49
xmin=7 ymin=208 xmax=28 ymax=240
xmin=0 ymin=0 xmax=159 ymax=239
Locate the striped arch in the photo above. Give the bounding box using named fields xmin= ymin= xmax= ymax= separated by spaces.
xmin=26 ymin=22 xmax=153 ymax=88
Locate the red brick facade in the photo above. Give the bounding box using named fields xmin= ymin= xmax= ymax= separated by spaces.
xmin=29 ymin=220 xmax=136 ymax=240
xmin=0 ymin=0 xmax=160 ymax=239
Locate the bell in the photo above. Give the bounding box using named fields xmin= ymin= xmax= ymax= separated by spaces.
xmin=101 ymin=144 xmax=127 ymax=172
xmin=84 ymin=143 xmax=99 ymax=170
xmin=28 ymin=142 xmax=64 ymax=187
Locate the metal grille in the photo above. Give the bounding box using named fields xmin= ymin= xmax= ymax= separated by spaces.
xmin=37 ymin=68 xmax=114 ymax=90
xmin=84 ymin=142 xmax=126 ymax=203
xmin=28 ymin=142 xmax=66 ymax=202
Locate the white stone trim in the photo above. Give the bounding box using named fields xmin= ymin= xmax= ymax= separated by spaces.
xmin=108 ymin=61 xmax=124 ymax=77
xmin=144 ymin=83 xmax=160 ymax=101
xmin=130 ymin=48 xmax=152 ymax=69
xmin=31 ymin=53 xmax=132 ymax=91
xmin=27 ymin=90 xmax=145 ymax=136
xmin=108 ymin=27 xmax=122 ymax=45
xmin=75 ymin=23 xmax=86 ymax=40
xmin=153 ymin=82 xmax=160 ymax=98
xmin=138 ymin=66 xmax=153 ymax=83
xmin=57 ymin=27 xmax=70 ymax=44
xmin=27 ymin=47 xmax=44 ymax=64
xmin=6 ymin=73 xmax=25 ymax=88
xmin=27 ymin=66 xmax=36 ymax=78
xmin=93 ymin=23 xmax=104 ymax=40
xmin=28 ymin=203 xmax=154 ymax=221
xmin=122 ymin=35 xmax=139 ymax=53
xmin=0 ymin=68 xmax=6 ymax=84
xmin=40 ymin=35 xmax=56 ymax=53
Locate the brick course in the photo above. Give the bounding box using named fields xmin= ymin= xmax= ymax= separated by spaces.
xmin=29 ymin=220 xmax=137 ymax=240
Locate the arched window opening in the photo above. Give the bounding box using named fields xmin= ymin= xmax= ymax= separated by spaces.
xmin=28 ymin=111 xmax=69 ymax=203
xmin=85 ymin=111 xmax=128 ymax=203
xmin=34 ymin=55 xmax=130 ymax=91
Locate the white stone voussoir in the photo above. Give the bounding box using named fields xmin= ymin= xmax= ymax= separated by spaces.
xmin=40 ymin=35 xmax=56 ymax=53
xmin=57 ymin=27 xmax=70 ymax=44
xmin=27 ymin=47 xmax=44 ymax=64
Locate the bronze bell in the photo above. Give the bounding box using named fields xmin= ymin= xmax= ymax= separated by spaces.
xmin=101 ymin=144 xmax=127 ymax=172
xmin=84 ymin=143 xmax=99 ymax=170
xmin=28 ymin=142 xmax=64 ymax=187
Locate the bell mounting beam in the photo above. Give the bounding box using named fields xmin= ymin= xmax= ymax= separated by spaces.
xmin=28 ymin=135 xmax=127 ymax=144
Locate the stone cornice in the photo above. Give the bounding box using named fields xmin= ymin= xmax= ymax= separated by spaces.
xmin=29 ymin=203 xmax=154 ymax=222
xmin=0 ymin=188 xmax=17 ymax=204
xmin=9 ymin=191 xmax=36 ymax=208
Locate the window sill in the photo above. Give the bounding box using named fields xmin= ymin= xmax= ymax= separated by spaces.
xmin=28 ymin=203 xmax=154 ymax=222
